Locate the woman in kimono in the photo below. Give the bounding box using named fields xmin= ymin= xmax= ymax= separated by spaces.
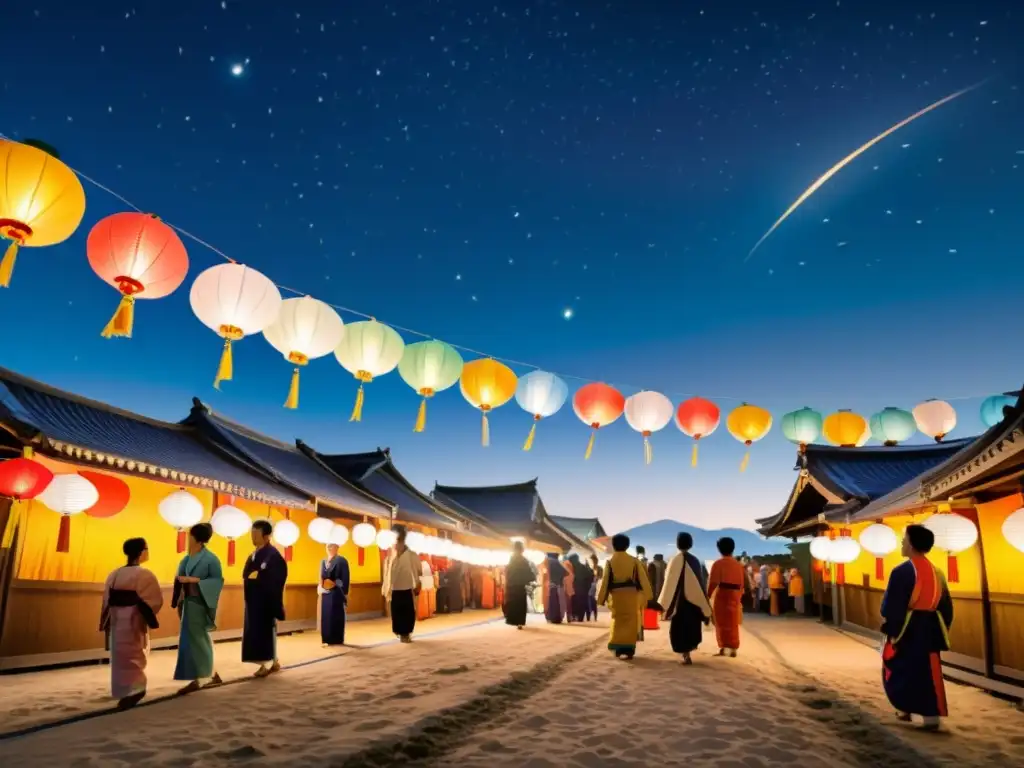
xmin=172 ymin=522 xmax=224 ymax=694
xmin=543 ymin=554 xmax=567 ymax=623
xmin=319 ymin=543 xmax=350 ymax=646
xmin=597 ymin=534 xmax=654 ymax=660
xmin=100 ymin=537 xmax=163 ymax=709
xmin=504 ymin=542 xmax=534 ymax=629
xmin=881 ymin=524 xmax=954 ymax=730
xmin=657 ymin=532 xmax=712 ymax=664
xmin=707 ymin=536 xmax=745 ymax=657
xmin=562 ymin=556 xmax=575 ymax=622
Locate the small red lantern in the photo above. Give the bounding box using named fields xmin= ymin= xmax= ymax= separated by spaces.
xmin=0 ymin=447 xmax=53 ymax=500
xmin=675 ymin=397 xmax=721 ymax=467
xmin=79 ymin=470 xmax=130 ymax=518
xmin=572 ymin=383 xmax=625 ymax=459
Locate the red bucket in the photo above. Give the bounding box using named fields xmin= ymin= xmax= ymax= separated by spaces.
xmin=643 ymin=608 xmax=660 ymax=630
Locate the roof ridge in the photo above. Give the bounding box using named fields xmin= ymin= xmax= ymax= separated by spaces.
xmin=433 ymin=478 xmax=539 ymax=494
xmin=191 ymin=399 xmax=301 ymax=452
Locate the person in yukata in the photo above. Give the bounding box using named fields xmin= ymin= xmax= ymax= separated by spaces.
xmin=173 ymin=522 xmax=224 ymax=694
xmin=789 ymin=567 xmax=806 ymax=614
xmin=568 ymin=554 xmax=593 ymax=622
xmin=597 ymin=534 xmax=654 ymax=660
xmin=647 ymin=553 xmax=668 ymax=606
xmin=586 ymin=554 xmax=602 ymax=621
xmin=242 ymin=519 xmax=288 ymax=678
xmin=561 ymin=555 xmax=575 ymax=622
xmin=382 ymin=525 xmax=421 ymax=643
xmin=504 ymin=541 xmax=534 ymax=629
xmin=881 ymin=524 xmax=954 ymax=731
xmin=543 ymin=553 xmax=567 ymax=624
xmin=768 ymin=565 xmax=785 ymax=615
xmin=708 ymin=536 xmax=745 ymax=657
xmin=101 ymin=537 xmax=163 ymax=709
xmin=319 ymin=542 xmax=350 ymax=646
xmin=657 ymin=532 xmax=711 ymax=665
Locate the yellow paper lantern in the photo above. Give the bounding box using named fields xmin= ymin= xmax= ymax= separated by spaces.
xmin=460 ymin=358 xmax=518 ymax=446
xmin=726 ymin=403 xmax=772 ymax=472
xmin=822 ymin=409 xmax=870 ymax=447
xmin=0 ymin=139 xmax=87 ymax=288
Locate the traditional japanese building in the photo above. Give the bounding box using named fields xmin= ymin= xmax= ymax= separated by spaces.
xmin=549 ymin=515 xmax=608 ymax=546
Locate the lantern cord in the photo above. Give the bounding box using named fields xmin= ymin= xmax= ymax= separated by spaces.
xmin=0 ymin=240 xmax=18 ymax=288
xmin=350 ymin=384 xmax=365 ymax=422
xmin=522 ymin=422 xmax=537 ymax=452
xmin=214 ymin=339 xmax=234 ymax=390
xmin=691 ymin=443 xmax=699 ymax=468
xmin=584 ymin=429 xmax=597 ymax=460
xmin=414 ymin=398 xmax=428 ymax=433
xmin=100 ymin=295 xmax=135 ymax=339
xmin=481 ymin=412 xmax=490 ymax=447
xmin=643 ymin=437 xmax=653 ymax=465
xmin=739 ymin=450 xmax=751 ymax=473
xmin=284 ymin=367 xmax=301 ymax=410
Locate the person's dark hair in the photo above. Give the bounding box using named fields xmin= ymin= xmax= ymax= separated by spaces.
xmin=123 ymin=537 xmax=147 ymax=564
xmin=905 ymin=524 xmax=935 ymax=554
xmin=393 ymin=524 xmax=408 ymax=542
xmin=252 ymin=519 xmax=273 ymax=537
xmin=677 ymin=532 xmax=693 ymax=552
xmin=513 ymin=540 xmax=524 ymax=554
xmin=590 ymin=554 xmax=598 ymax=565
xmin=717 ymin=536 xmax=736 ymax=556
xmin=190 ymin=522 xmax=213 ymax=545
xmin=612 ymin=533 xmax=630 ymax=552
xmin=635 ymin=545 xmax=646 ymax=556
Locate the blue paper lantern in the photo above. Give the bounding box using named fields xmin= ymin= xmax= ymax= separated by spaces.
xmin=869 ymin=407 xmax=916 ymax=446
xmin=980 ymin=395 xmax=1015 ymax=429
xmin=781 ymin=407 xmax=822 ymax=450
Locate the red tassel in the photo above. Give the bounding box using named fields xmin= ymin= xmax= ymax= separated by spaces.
xmin=947 ymin=554 xmax=959 ymax=584
xmin=228 ymin=539 xmax=237 ymax=567
xmin=285 ymin=545 xmax=293 ymax=562
xmin=177 ymin=530 xmax=186 ymax=553
xmin=56 ymin=514 xmax=71 ymax=553
xmin=358 ymin=548 xmax=365 ymax=567
xmin=836 ymin=564 xmax=845 ymax=585
xmin=875 ymin=557 xmax=884 ymax=581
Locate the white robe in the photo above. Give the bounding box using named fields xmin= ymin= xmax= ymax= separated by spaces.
xmin=658 ymin=553 xmax=711 ymax=621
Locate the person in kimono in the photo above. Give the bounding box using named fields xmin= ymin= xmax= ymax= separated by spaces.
xmin=789 ymin=567 xmax=806 ymax=614
xmin=100 ymin=537 xmax=163 ymax=709
xmin=319 ymin=542 xmax=350 ymax=646
xmin=881 ymin=524 xmax=954 ymax=731
xmin=419 ymin=557 xmax=436 ymax=619
xmin=543 ymin=553 xmax=567 ymax=623
xmin=565 ymin=554 xmax=590 ymax=622
xmin=242 ymin=519 xmax=288 ymax=677
xmin=597 ymin=534 xmax=654 ymax=660
xmin=647 ymin=553 xmax=667 ymax=605
xmin=708 ymin=536 xmax=745 ymax=657
xmin=758 ymin=563 xmax=771 ymax=612
xmin=768 ymin=565 xmax=784 ymax=616
xmin=382 ymin=525 xmax=421 ymax=642
xmin=173 ymin=522 xmax=224 ymax=694
xmin=504 ymin=542 xmax=534 ymax=629
xmin=657 ymin=532 xmax=711 ymax=665
xmin=586 ymin=554 xmax=602 ymax=621
xmin=445 ymin=559 xmax=465 ymax=613
xmin=561 ymin=556 xmax=575 ymax=622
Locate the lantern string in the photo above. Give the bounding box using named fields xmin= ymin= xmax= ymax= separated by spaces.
xmin=2 ymin=131 xmax=1006 ymax=408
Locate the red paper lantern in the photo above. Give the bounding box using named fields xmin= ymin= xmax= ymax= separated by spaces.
xmin=572 ymin=382 xmax=625 ymax=459
xmin=79 ymin=470 xmax=130 ymax=518
xmin=87 ymin=212 xmax=190 ymax=339
xmin=0 ymin=447 xmax=53 ymax=500
xmin=675 ymin=397 xmax=721 ymax=467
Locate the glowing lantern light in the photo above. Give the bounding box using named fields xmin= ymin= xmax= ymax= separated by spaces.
xmin=38 ymin=474 xmax=99 ymax=553
xmin=307 ymin=517 xmax=335 ymax=545
xmin=352 ymin=521 xmax=377 ymax=566
xmin=158 ymin=489 xmax=204 ymax=552
xmin=460 ymin=358 xmax=518 ymax=446
xmin=334 ymin=319 xmax=405 ymax=422
xmin=406 ymin=531 xmax=425 ymax=552
xmin=1001 ymin=508 xmax=1024 ymax=554
xmin=924 ymin=507 xmax=977 ymax=583
xmin=327 ymin=523 xmax=350 ymax=547
xmin=859 ymin=523 xmax=899 ymax=579
xmin=515 ymin=370 xmax=568 ymax=451
xmin=913 ymin=399 xmax=957 ymax=442
xmin=726 ymin=403 xmax=772 ymax=472
xmin=980 ymin=395 xmax=1016 ymax=429
xmin=573 ymin=382 xmax=625 ymax=460
xmin=263 ymin=296 xmax=345 ymax=410
xmin=376 ymin=528 xmax=397 ymax=551
xmin=830 ymin=536 xmax=861 ymax=565
xmin=398 ymin=340 xmax=464 ymax=432
xmin=624 ymin=391 xmax=674 ymax=465
xmin=780 ymin=407 xmax=822 ymax=453
xmin=675 ymin=397 xmax=720 ymax=467
xmin=210 ymin=504 xmax=251 ymax=566
xmin=869 ymin=407 xmax=916 ymax=446
xmin=809 ymin=536 xmax=833 ymax=562
xmin=0 ymin=447 xmax=53 ymax=500
xmin=86 ymin=212 xmax=190 ymax=339
xmin=273 ymin=517 xmax=301 ymax=562
xmin=190 ymin=263 xmax=282 ymax=389
xmin=0 ymin=138 xmax=86 ymax=289
xmin=822 ymin=410 xmax=869 ymax=447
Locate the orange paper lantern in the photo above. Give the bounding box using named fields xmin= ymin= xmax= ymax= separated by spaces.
xmin=79 ymin=470 xmax=131 ymax=518
xmin=726 ymin=403 xmax=772 ymax=472
xmin=572 ymin=383 xmax=625 ymax=459
xmin=675 ymin=397 xmax=720 ymax=467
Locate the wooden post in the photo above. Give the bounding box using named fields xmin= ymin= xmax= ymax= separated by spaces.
xmin=962 ymin=506 xmax=996 ymax=679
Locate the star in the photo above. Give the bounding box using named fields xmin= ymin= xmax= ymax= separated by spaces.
xmin=562 ymin=308 xmax=574 ymax=320
xmin=231 ymin=63 xmax=245 ymax=77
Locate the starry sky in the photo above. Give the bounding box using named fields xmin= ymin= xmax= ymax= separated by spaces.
xmin=2 ymin=1 xmax=1023 ymax=534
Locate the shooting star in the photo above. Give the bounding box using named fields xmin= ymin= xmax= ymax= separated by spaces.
xmin=746 ymin=82 xmax=984 ymax=261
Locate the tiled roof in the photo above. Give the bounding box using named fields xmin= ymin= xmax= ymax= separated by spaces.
xmin=549 ymin=515 xmax=606 ymax=541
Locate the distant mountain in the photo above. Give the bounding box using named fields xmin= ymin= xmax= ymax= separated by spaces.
xmin=614 ymin=519 xmax=789 ymax=565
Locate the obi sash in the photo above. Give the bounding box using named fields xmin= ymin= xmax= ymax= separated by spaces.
xmin=105 ymin=588 xmax=160 ymax=630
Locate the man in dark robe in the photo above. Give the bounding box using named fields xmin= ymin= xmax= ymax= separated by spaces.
xmin=319 ymin=542 xmax=349 ymax=646
xmin=647 ymin=554 xmax=667 ymax=604
xmin=544 ymin=554 xmax=567 ymax=624
xmin=657 ymin=533 xmax=711 ymax=664
xmin=881 ymin=524 xmax=954 ymax=731
xmin=568 ymin=554 xmax=593 ymax=622
xmin=242 ymin=520 xmax=288 ymax=678
xmin=504 ymin=542 xmax=534 ymax=629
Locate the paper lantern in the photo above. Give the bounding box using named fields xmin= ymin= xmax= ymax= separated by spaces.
xmin=352 ymin=521 xmax=376 ymax=566
xmin=327 ymin=523 xmax=350 ymax=547
xmin=398 ymin=340 xmax=464 ymax=432
xmin=0 ymin=138 xmax=86 ymax=288
xmin=515 ymin=370 xmax=568 ymax=451
xmin=573 ymin=383 xmax=626 ymax=459
xmin=406 ymin=531 xmax=425 ymax=551
xmin=263 ymin=296 xmax=345 ymax=410
xmin=376 ymin=528 xmax=397 ymax=551
xmin=79 ymin=470 xmax=130 ymax=519
xmin=307 ymin=517 xmax=335 ymax=545
xmin=809 ymin=536 xmax=833 ymax=562
xmin=460 ymin=358 xmax=518 ymax=446
xmin=190 ymin=263 xmax=282 ymax=388
xmin=334 ymin=320 xmax=405 ymax=422
xmin=274 ymin=518 xmax=301 ymax=562
xmin=780 ymin=407 xmax=822 ymax=452
xmin=675 ymin=397 xmax=720 ymax=467
xmin=859 ymin=523 xmax=899 ymax=579
xmin=924 ymin=510 xmax=977 ymax=583
xmin=158 ymin=489 xmax=204 ymax=552
xmin=822 ymin=410 xmax=869 ymax=447
xmin=1001 ymin=508 xmax=1024 ymax=554
xmin=0 ymin=447 xmax=53 ymax=500
xmin=38 ymin=474 xmax=99 ymax=553
xmin=86 ymin=212 xmax=190 ymax=339
xmin=980 ymin=395 xmax=1016 ymax=429
xmin=726 ymin=403 xmax=772 ymax=472
xmin=624 ymin=391 xmax=674 ymax=465
xmin=869 ymin=407 xmax=916 ymax=446
xmin=210 ymin=504 xmax=251 ymax=566
xmin=913 ymin=399 xmax=957 ymax=442
xmin=830 ymin=536 xmax=861 ymax=565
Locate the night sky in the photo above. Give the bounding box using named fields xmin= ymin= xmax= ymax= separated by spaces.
xmin=2 ymin=1 xmax=1022 ymax=533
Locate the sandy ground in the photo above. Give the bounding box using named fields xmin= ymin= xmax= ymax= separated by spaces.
xmin=1 ymin=612 xmax=1022 ymax=767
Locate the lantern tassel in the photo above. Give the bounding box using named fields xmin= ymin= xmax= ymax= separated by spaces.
xmin=643 ymin=436 xmax=653 ymax=465
xmin=358 ymin=548 xmax=366 ymax=567
xmin=284 ymin=367 xmax=301 ymax=410
xmin=523 ymin=421 xmax=537 ymax=451
xmin=228 ymin=539 xmax=237 ymax=567
xmin=875 ymin=557 xmax=884 ymax=581
xmin=947 ymin=554 xmax=959 ymax=583
xmin=176 ymin=530 xmax=186 ymax=554
xmin=414 ymin=398 xmax=428 ymax=433
xmin=739 ymin=450 xmax=750 ymax=472
xmin=350 ymin=384 xmax=365 ymax=422
xmin=214 ymin=339 xmax=234 ymax=389
xmin=285 ymin=545 xmax=293 ymax=562
xmin=691 ymin=442 xmax=699 ymax=468
xmin=482 ymin=412 xmax=490 ymax=447
xmin=56 ymin=514 xmax=71 ymax=553
xmin=584 ymin=429 xmax=597 ymax=460
xmin=0 ymin=240 xmax=18 ymax=288
xmin=837 ymin=564 xmax=846 ymax=585
xmin=100 ymin=294 xmax=136 ymax=339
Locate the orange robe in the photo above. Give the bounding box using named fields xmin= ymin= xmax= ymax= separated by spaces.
xmin=768 ymin=568 xmax=783 ymax=616
xmin=708 ymin=556 xmax=745 ymax=650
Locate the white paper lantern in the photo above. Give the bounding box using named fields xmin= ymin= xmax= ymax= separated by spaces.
xmin=334 ymin=320 xmax=405 ymax=422
xmin=809 ymin=536 xmax=833 ymax=562
xmin=210 ymin=504 xmax=252 ymax=566
xmin=274 ymin=518 xmax=300 ymax=547
xmin=829 ymin=536 xmax=862 ymax=565
xmin=525 ymin=549 xmax=545 ymax=566
xmin=263 ymin=296 xmax=345 ymax=409
xmin=859 ymin=522 xmax=899 ymax=579
xmin=39 ymin=474 xmax=99 ymax=515
xmin=158 ymin=489 xmax=204 ymax=553
xmin=376 ymin=529 xmax=397 ymax=551
xmin=328 ymin=523 xmax=350 ymax=547
xmin=913 ymin=399 xmax=957 ymax=442
xmin=406 ymin=531 xmax=425 ymax=551
xmin=435 ymin=538 xmax=453 ymax=557
xmin=624 ymin=391 xmax=674 ymax=465
xmin=352 ymin=522 xmax=377 ymax=549
xmin=1001 ymin=508 xmax=1024 ymax=554
xmin=924 ymin=512 xmax=978 ymax=554
xmin=308 ymin=517 xmax=335 ymax=545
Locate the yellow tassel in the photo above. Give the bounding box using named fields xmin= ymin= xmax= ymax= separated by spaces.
xmin=740 ymin=450 xmax=750 ymax=473
xmin=0 ymin=240 xmax=18 ymax=288
xmin=100 ymin=294 xmax=135 ymax=339
xmin=284 ymin=367 xmax=300 ymax=410
xmin=414 ymin=398 xmax=428 ymax=432
xmin=643 ymin=437 xmax=653 ymax=465
xmin=691 ymin=442 xmax=699 ymax=467
xmin=584 ymin=429 xmax=597 ymax=460
xmin=523 ymin=421 xmax=537 ymax=451
xmin=214 ymin=339 xmax=234 ymax=389
xmin=350 ymin=384 xmax=365 ymax=422
xmin=1 ymin=500 xmax=21 ymax=549
xmin=482 ymin=412 xmax=490 ymax=447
